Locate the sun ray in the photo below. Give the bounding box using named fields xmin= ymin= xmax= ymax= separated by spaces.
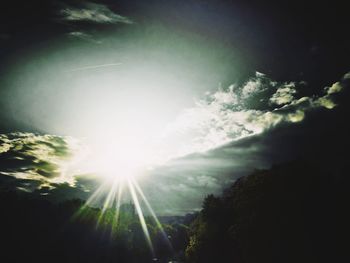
xmin=85 ymin=181 xmax=109 ymax=206
xmin=71 ymin=172 xmax=163 ymax=256
xmin=111 ymin=182 xmax=124 ymax=236
xmin=96 ymin=180 xmax=118 ymax=228
xmin=127 ymin=178 xmax=154 ymax=255
xmin=131 ymin=178 xmax=173 ymax=251
xmin=71 ymin=182 xmax=109 ymax=221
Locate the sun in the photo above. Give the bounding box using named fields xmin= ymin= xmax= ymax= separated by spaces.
xmin=72 ymin=134 xmax=172 ymax=256
xmin=93 ymin=142 xmax=147 ymax=181
xmin=75 ymin=133 xmax=156 ymax=182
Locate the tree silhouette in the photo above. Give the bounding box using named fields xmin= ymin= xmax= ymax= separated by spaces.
xmin=0 ymin=190 xmax=190 ymax=263
xmin=186 ymin=160 xmax=349 ymax=263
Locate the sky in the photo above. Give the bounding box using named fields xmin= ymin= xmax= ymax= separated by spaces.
xmin=0 ymin=0 xmax=349 ymax=215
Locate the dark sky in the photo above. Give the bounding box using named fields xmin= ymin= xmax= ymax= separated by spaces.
xmin=1 ymin=1 xmax=349 ymax=81
xmin=0 ymin=0 xmax=349 ymax=214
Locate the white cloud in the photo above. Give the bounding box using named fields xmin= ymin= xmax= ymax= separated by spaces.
xmin=315 ymin=96 xmax=336 ymax=109
xmin=241 ymin=78 xmax=263 ymax=99
xmin=287 ymin=110 xmax=305 ymax=122
xmin=325 ymin=81 xmax=343 ymax=95
xmin=60 ymin=2 xmax=133 ymax=24
xmin=160 ymin=72 xmax=346 ymax=159
xmin=270 ymin=83 xmax=296 ymax=105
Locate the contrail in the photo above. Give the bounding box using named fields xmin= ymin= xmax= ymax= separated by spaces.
xmin=65 ymin=63 xmax=122 ymax=72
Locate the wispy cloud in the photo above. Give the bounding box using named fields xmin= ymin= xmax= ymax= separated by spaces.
xmin=60 ymin=2 xmax=133 ymax=24
xmin=67 ymin=31 xmax=102 ymax=44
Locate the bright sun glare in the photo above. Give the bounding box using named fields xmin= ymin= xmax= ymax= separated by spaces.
xmin=72 ymin=133 xmax=171 ymax=256
xmin=94 ymin=142 xmax=149 ymax=180
xmin=57 ymin=62 xmax=207 ymax=256
xmin=76 ymin=132 xmax=158 ymax=182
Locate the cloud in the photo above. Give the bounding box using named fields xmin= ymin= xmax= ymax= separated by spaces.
xmin=0 ymin=72 xmax=348 ymax=214
xmin=269 ymin=83 xmax=296 ymax=105
xmin=160 ymin=72 xmax=348 ymax=159
xmin=60 ymin=2 xmax=133 ymax=24
xmin=325 ymin=81 xmax=343 ymax=95
xmin=315 ymin=96 xmax=336 ymax=109
xmin=0 ymin=133 xmax=84 ymax=191
xmin=241 ymin=78 xmax=265 ymax=99
xmin=67 ymin=31 xmax=102 ymax=44
xmin=343 ymin=72 xmax=350 ymax=80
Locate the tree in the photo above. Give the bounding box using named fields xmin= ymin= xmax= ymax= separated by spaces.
xmin=186 ymin=160 xmax=349 ymax=263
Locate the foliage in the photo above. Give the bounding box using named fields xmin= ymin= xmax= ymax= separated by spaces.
xmin=186 ymin=160 xmax=349 ymax=263
xmin=0 ymin=191 xmax=191 ymax=263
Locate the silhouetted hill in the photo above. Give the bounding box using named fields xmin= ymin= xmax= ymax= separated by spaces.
xmin=1 ymin=160 xmax=348 ymax=263
xmin=186 ymin=160 xmax=349 ymax=263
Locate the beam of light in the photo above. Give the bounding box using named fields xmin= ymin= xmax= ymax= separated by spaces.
xmin=96 ymin=180 xmax=118 ymax=228
xmin=131 ymin=178 xmax=173 ymax=252
xmin=71 ymin=182 xmax=109 ymax=221
xmin=127 ymin=179 xmax=154 ymax=255
xmin=65 ymin=62 xmax=122 ymax=72
xmin=111 ymin=182 xmax=124 ymax=236
xmin=84 ymin=182 xmax=109 ymax=206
